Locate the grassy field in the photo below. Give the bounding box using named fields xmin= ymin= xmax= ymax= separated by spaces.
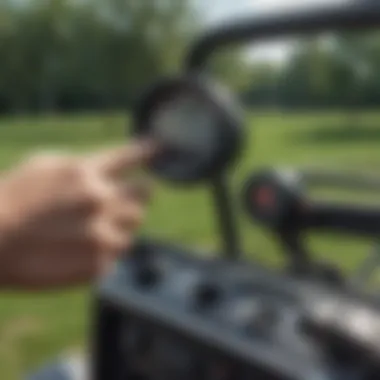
xmin=1 ymin=111 xmax=380 ymax=379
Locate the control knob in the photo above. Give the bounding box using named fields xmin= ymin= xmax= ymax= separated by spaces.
xmin=132 ymin=242 xmax=161 ymax=288
xmin=245 ymin=301 xmax=279 ymax=338
xmin=194 ymin=282 xmax=222 ymax=310
xmin=135 ymin=264 xmax=161 ymax=288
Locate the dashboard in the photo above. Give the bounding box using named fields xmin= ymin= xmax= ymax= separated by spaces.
xmin=95 ymin=241 xmax=380 ymax=380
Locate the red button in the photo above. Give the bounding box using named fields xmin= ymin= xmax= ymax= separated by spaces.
xmin=254 ymin=185 xmax=276 ymax=210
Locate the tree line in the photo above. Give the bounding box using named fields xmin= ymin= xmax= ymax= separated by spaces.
xmin=0 ymin=0 xmax=194 ymax=114
xmin=1 ymin=0 xmax=380 ymax=115
xmin=242 ymin=33 xmax=380 ymax=110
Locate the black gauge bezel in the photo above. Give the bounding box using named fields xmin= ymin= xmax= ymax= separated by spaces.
xmin=132 ymin=75 xmax=243 ymax=184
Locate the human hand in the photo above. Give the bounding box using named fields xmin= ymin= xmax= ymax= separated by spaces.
xmin=0 ymin=140 xmax=157 ymax=290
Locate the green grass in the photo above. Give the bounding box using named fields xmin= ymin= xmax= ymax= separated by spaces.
xmin=1 ymin=111 xmax=380 ymax=379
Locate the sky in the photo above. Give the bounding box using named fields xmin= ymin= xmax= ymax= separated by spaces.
xmin=206 ymin=0 xmax=347 ymax=23
xmin=202 ymin=0 xmax=350 ymax=62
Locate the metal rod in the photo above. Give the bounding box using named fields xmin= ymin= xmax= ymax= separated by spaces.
xmin=269 ymin=167 xmax=380 ymax=191
xmin=186 ymin=3 xmax=380 ymax=71
xmin=211 ymin=175 xmax=241 ymax=259
xmin=351 ymin=243 xmax=380 ymax=289
xmin=300 ymin=169 xmax=380 ymax=191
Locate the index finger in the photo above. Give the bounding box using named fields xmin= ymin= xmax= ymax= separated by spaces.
xmin=87 ymin=139 xmax=159 ymax=176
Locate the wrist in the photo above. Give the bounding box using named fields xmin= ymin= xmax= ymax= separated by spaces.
xmin=0 ymin=188 xmax=19 ymax=287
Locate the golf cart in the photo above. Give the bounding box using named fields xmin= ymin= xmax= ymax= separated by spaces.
xmin=30 ymin=2 xmax=380 ymax=380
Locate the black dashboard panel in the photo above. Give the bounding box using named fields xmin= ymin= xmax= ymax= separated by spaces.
xmin=94 ymin=241 xmax=380 ymax=380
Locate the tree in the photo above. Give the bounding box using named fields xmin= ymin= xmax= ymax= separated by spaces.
xmin=0 ymin=0 xmax=195 ymax=114
xmin=209 ymin=47 xmax=254 ymax=93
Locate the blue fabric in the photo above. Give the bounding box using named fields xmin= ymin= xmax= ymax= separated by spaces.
xmin=26 ymin=355 xmax=87 ymax=380
xmin=27 ymin=362 xmax=70 ymax=380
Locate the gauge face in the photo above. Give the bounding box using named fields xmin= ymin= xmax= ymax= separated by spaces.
xmin=133 ymin=76 xmax=242 ymax=183
xmin=151 ymin=92 xmax=221 ymax=179
xmin=153 ymin=94 xmax=218 ymax=153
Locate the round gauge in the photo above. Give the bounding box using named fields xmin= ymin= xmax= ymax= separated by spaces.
xmin=132 ymin=75 xmax=243 ymax=183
